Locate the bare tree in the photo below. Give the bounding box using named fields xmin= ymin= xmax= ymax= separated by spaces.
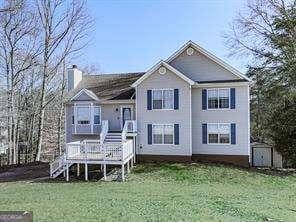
xmin=34 ymin=0 xmax=93 ymax=161
xmin=0 ymin=0 xmax=40 ymax=164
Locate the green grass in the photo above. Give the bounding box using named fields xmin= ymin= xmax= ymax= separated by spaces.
xmin=0 ymin=163 xmax=296 ymax=222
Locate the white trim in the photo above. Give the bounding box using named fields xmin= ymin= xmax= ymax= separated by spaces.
xmin=152 ymin=123 xmax=175 ymax=145
xmin=90 ymin=102 xmax=94 ymax=133
xmin=151 ymin=88 xmax=174 ymax=110
xmin=193 ymin=82 xmax=249 ymax=88
xmin=207 ymin=88 xmax=230 ymax=110
xmin=207 ymin=123 xmax=231 ymax=145
xmin=100 ymin=100 xmax=135 ymax=104
xmin=131 ymin=60 xmax=195 ymax=87
xmin=189 ymin=85 xmax=192 ymax=155
xmin=70 ymin=88 xmax=100 ymax=101
xmin=247 ymin=85 xmax=251 ymax=163
xmin=166 ymin=40 xmax=251 ymax=82
xmin=120 ymin=105 xmax=134 ymax=130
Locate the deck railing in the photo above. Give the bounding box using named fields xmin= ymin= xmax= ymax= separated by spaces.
xmin=100 ymin=120 xmax=109 ymax=145
xmin=122 ymin=120 xmax=137 ymax=142
xmin=65 ymin=139 xmax=133 ymax=162
xmin=122 ymin=140 xmax=133 ymax=160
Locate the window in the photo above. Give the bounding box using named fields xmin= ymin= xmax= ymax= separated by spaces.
xmin=75 ymin=105 xmax=101 ymax=125
xmin=152 ymin=124 xmax=174 ymax=144
xmin=208 ymin=89 xmax=230 ymax=109
xmin=77 ymin=106 xmax=90 ymax=124
xmin=152 ymin=89 xmax=173 ymax=110
xmin=94 ymin=106 xmax=101 ymax=124
xmin=208 ymin=123 xmax=230 ymax=144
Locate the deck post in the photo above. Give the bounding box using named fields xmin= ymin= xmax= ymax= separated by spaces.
xmin=121 ymin=164 xmax=125 ymax=181
xmin=131 ymin=158 xmax=134 ymax=168
xmin=77 ymin=163 xmax=80 ymax=177
xmin=66 ymin=162 xmax=69 ymax=182
xmin=85 ymin=163 xmax=88 ymax=181
xmin=133 ymin=137 xmax=136 ymax=163
xmin=103 ymin=164 xmax=107 ymax=180
xmin=127 ymin=160 xmax=130 ymax=173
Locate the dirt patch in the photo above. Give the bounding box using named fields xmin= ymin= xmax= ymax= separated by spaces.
xmin=0 ymin=162 xmax=49 ymax=182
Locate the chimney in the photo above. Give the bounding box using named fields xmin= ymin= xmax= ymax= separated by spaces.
xmin=67 ymin=65 xmax=82 ymax=92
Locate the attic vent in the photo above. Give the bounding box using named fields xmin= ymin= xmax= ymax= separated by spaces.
xmin=158 ymin=67 xmax=166 ymax=75
xmin=186 ymin=47 xmax=194 ymax=56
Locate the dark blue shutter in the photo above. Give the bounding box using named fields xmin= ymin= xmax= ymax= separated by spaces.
xmin=147 ymin=90 xmax=152 ymax=110
xmin=174 ymin=124 xmax=179 ymax=145
xmin=202 ymin=89 xmax=207 ymax=110
xmin=148 ymin=124 xmax=152 ymax=144
xmin=174 ymin=89 xmax=179 ymax=110
xmin=202 ymin=124 xmax=207 ymax=144
xmin=230 ymin=88 xmax=235 ymax=109
xmin=231 ymin=123 xmax=236 ymax=144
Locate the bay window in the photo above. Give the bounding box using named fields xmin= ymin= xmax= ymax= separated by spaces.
xmin=74 ymin=105 xmax=101 ymax=125
xmin=77 ymin=107 xmax=90 ymax=124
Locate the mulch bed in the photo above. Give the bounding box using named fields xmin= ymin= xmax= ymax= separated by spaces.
xmin=0 ymin=162 xmax=49 ymax=182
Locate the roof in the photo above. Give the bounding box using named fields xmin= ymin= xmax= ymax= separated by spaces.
xmin=67 ymin=72 xmax=144 ymax=102
xmin=166 ymin=40 xmax=251 ymax=82
xmin=131 ymin=60 xmax=195 ymax=87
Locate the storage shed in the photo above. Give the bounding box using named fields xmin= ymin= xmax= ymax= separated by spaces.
xmin=251 ymin=142 xmax=283 ymax=168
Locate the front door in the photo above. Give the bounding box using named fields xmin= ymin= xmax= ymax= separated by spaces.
xmin=121 ymin=107 xmax=132 ymax=129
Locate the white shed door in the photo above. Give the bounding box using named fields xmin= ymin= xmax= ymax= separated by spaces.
xmin=253 ymin=148 xmax=271 ymax=167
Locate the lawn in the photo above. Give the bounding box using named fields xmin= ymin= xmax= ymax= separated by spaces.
xmin=0 ymin=163 xmax=296 ymax=222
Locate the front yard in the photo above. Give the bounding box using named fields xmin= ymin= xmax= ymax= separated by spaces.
xmin=0 ymin=163 xmax=295 ymax=221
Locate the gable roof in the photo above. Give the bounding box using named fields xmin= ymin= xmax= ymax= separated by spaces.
xmin=131 ymin=60 xmax=195 ymax=87
xmin=67 ymin=72 xmax=144 ymax=102
xmin=71 ymin=88 xmax=100 ymax=101
xmin=166 ymin=40 xmax=251 ymax=82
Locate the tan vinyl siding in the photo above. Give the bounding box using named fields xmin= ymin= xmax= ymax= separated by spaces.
xmin=169 ymin=49 xmax=240 ymax=82
xmin=136 ymin=68 xmax=191 ymax=156
xmin=191 ymin=86 xmax=249 ymax=156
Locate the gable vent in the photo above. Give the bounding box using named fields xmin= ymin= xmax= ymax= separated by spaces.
xmin=186 ymin=47 xmax=194 ymax=56
xmin=158 ymin=67 xmax=166 ymax=75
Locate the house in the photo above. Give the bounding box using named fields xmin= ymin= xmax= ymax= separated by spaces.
xmin=50 ymin=40 xmax=251 ymax=181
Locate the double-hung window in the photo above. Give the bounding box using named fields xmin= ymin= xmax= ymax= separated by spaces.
xmin=208 ymin=88 xmax=230 ymax=109
xmin=75 ymin=105 xmax=101 ymax=125
xmin=152 ymin=89 xmax=173 ymax=110
xmin=77 ymin=106 xmax=90 ymax=124
xmin=152 ymin=124 xmax=174 ymax=144
xmin=208 ymin=123 xmax=230 ymax=144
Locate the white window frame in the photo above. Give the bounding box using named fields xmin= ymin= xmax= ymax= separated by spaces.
xmin=207 ymin=123 xmax=231 ymax=145
xmin=207 ymin=88 xmax=230 ymax=110
xmin=152 ymin=123 xmax=175 ymax=145
xmin=73 ymin=103 xmax=101 ymax=126
xmin=76 ymin=105 xmax=91 ymax=125
xmin=152 ymin=89 xmax=174 ymax=110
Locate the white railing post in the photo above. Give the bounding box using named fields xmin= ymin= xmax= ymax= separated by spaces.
xmin=100 ymin=120 xmax=109 ymax=146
